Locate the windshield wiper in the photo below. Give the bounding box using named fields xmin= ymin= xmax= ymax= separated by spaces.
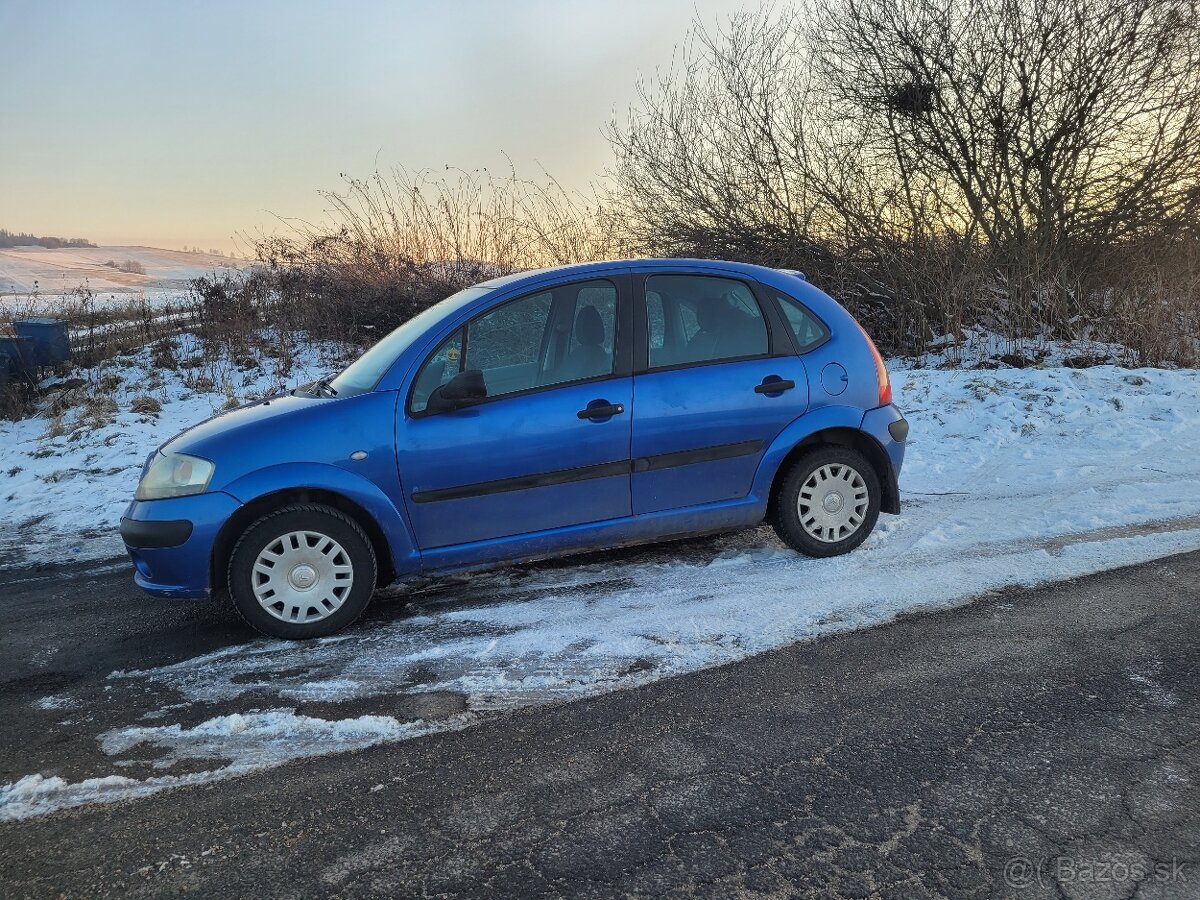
xmin=295 ymin=376 xmax=338 ymax=398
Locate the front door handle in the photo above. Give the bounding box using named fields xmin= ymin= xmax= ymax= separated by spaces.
xmin=755 ymin=377 xmax=796 ymax=395
xmin=578 ymin=402 xmax=625 ymax=420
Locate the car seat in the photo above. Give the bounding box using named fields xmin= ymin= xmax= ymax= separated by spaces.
xmin=557 ymin=305 xmax=609 ymax=381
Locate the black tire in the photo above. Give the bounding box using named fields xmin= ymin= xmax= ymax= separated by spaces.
xmin=771 ymin=446 xmax=881 ymax=558
xmin=227 ymin=503 xmax=377 ymax=639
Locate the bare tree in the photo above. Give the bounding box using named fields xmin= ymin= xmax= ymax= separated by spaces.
xmin=607 ymin=0 xmax=1200 ymax=360
xmin=607 ymin=9 xmax=830 ymax=264
xmin=813 ymin=0 xmax=1200 ymax=255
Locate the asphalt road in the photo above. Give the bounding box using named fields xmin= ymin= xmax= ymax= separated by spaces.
xmin=2 ymin=547 xmax=1199 ymax=898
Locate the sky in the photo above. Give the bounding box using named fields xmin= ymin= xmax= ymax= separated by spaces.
xmin=0 ymin=0 xmax=746 ymax=254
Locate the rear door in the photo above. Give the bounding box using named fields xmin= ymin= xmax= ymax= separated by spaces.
xmin=398 ymin=275 xmax=634 ymax=549
xmin=631 ymin=271 xmax=809 ymax=515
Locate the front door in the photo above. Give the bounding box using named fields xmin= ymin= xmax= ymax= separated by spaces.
xmin=631 ymin=272 xmax=809 ymax=515
xmin=397 ymin=276 xmax=633 ymax=549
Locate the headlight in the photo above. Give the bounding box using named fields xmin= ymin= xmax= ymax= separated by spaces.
xmin=135 ymin=452 xmax=215 ymax=500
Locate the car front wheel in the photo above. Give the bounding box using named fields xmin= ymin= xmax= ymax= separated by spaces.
xmin=227 ymin=504 xmax=377 ymax=639
xmin=772 ymin=446 xmax=880 ymax=557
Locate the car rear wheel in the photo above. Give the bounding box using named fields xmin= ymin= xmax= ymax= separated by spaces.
xmin=772 ymin=446 xmax=880 ymax=557
xmin=227 ymin=504 xmax=376 ymax=639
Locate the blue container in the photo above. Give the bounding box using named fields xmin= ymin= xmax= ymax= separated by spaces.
xmin=15 ymin=318 xmax=71 ymax=366
xmin=0 ymin=336 xmax=35 ymax=376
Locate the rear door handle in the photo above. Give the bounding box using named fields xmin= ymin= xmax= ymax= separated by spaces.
xmin=578 ymin=403 xmax=625 ymax=420
xmin=755 ymin=378 xmax=796 ymax=394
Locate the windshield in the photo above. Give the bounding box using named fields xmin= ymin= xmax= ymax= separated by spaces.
xmin=327 ymin=287 xmax=489 ymax=396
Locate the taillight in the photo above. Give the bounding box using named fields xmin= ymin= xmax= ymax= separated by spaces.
xmin=854 ymin=320 xmax=892 ymax=407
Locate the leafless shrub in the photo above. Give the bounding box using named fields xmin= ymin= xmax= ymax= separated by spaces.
xmin=81 ymin=394 xmax=117 ymax=429
xmin=0 ymin=286 xmax=207 ymax=369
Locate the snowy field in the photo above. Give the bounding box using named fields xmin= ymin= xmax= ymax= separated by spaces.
xmin=4 ymin=343 xmax=1200 ymax=819
xmin=0 ymin=244 xmax=254 ymax=314
xmin=0 ymin=245 xmax=250 ymax=299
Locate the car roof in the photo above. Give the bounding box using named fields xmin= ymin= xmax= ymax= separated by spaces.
xmin=468 ymin=259 xmax=832 ymax=329
xmin=477 ymin=258 xmax=796 ymax=291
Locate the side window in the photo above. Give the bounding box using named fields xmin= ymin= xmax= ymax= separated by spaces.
xmin=410 ymin=329 xmax=463 ymax=413
xmin=645 ymin=274 xmax=769 ymax=368
xmin=412 ymin=279 xmax=619 ymax=411
xmin=775 ymin=293 xmax=829 ymax=352
xmin=466 ymin=290 xmax=553 ymax=384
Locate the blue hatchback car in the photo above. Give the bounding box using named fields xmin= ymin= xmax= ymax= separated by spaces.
xmin=121 ymin=260 xmax=907 ymax=638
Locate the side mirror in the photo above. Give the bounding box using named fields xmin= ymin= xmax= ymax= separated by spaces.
xmin=426 ymin=369 xmax=487 ymax=413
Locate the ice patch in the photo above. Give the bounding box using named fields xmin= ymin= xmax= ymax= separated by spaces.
xmin=0 ymin=710 xmax=463 ymax=821
xmin=100 ymin=709 xmax=427 ymax=769
xmin=33 ymin=694 xmax=78 ymax=711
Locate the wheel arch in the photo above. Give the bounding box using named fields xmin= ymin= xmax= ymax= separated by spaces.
xmin=210 ymin=488 xmax=397 ymax=593
xmin=763 ymin=425 xmax=900 ymax=516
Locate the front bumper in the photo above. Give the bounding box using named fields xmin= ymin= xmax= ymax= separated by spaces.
xmin=121 ymin=491 xmax=241 ymax=599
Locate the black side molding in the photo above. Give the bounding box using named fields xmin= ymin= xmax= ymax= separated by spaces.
xmin=888 ymin=418 xmax=910 ymax=442
xmin=120 ymin=517 xmax=193 ymax=549
xmin=632 ymin=440 xmax=763 ymax=473
xmin=412 ymin=439 xmax=766 ymax=503
xmin=411 ymin=460 xmax=630 ymax=504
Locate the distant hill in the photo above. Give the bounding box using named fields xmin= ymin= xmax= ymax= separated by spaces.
xmin=0 ymin=245 xmax=255 ymax=296
xmin=0 ymin=229 xmax=95 ymax=250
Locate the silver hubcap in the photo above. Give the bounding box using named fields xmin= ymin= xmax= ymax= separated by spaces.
xmin=798 ymin=463 xmax=869 ymax=543
xmin=252 ymin=530 xmax=354 ymax=624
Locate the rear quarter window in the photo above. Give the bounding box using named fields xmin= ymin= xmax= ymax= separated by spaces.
xmin=773 ymin=291 xmax=830 ymax=352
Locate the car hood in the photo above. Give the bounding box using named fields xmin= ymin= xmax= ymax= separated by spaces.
xmin=155 ymin=389 xmax=402 ymax=497
xmin=161 ymin=392 xmax=329 ymax=457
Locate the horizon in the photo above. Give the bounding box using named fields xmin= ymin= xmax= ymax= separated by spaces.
xmin=0 ymin=0 xmax=744 ymax=254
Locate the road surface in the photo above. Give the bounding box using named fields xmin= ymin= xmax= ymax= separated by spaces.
xmin=2 ymin=546 xmax=1199 ymax=897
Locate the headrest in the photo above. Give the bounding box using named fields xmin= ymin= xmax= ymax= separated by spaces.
xmin=575 ymin=305 xmax=605 ymax=346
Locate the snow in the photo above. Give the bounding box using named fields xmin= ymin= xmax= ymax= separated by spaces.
xmin=5 ymin=348 xmax=1200 ymax=821
xmin=32 ymin=694 xmax=78 ymax=711
xmin=3 ymin=350 xmax=1197 ymax=572
xmin=101 ymin=709 xmax=432 ymax=769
